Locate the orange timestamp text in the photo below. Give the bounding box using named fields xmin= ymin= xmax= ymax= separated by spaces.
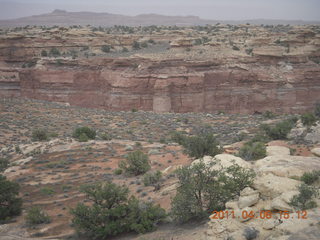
xmin=210 ymin=210 xmax=308 ymax=220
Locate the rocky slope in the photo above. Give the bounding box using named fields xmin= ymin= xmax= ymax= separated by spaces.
xmin=0 ymin=24 xmax=320 ymax=114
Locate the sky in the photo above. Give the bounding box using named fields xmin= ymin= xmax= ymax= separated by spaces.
xmin=0 ymin=0 xmax=319 ymax=21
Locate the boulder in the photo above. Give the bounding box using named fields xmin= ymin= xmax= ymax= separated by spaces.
xmin=271 ymin=197 xmax=293 ymax=212
xmin=262 ymin=219 xmax=282 ymax=230
xmin=311 ymin=148 xmax=320 ymax=157
xmin=254 ymin=155 xmax=320 ymax=178
xmin=304 ymin=123 xmax=320 ymax=143
xmin=192 ymin=154 xmax=252 ymax=171
xmin=266 ymin=146 xmax=290 ymax=156
xmin=253 ymin=173 xmax=300 ymax=198
xmin=238 ymin=194 xmax=260 ymax=209
xmin=280 ymin=191 xmax=299 ymax=204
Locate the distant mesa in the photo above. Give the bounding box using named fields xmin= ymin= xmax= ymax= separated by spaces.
xmin=52 ymin=9 xmax=68 ymax=14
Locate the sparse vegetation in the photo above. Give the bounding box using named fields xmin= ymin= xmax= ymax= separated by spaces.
xmin=26 ymin=206 xmax=51 ymax=225
xmin=301 ymin=113 xmax=317 ymax=126
xmin=301 ymin=170 xmax=320 ymax=185
xmin=290 ymin=183 xmax=318 ymax=210
xmin=260 ymin=117 xmax=297 ymax=140
xmin=49 ymin=47 xmax=61 ymax=57
xmin=119 ymin=150 xmax=150 ymax=175
xmin=71 ymin=182 xmax=166 ymax=239
xmin=143 ymin=170 xmax=162 ymax=186
xmin=238 ymin=141 xmax=266 ymax=161
xmin=0 ymin=158 xmax=9 ymax=172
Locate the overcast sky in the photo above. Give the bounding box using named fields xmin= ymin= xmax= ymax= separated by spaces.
xmin=1 ymin=0 xmax=319 ymax=21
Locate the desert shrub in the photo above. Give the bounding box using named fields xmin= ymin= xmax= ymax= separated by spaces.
xmin=0 ymin=158 xmax=9 ymax=172
xmin=0 ymin=175 xmax=22 ymax=222
xmin=71 ymin=182 xmax=166 ymax=239
xmin=78 ymin=133 xmax=89 ymax=142
xmin=132 ymin=41 xmax=140 ymax=50
xmin=114 ymin=168 xmax=123 ymax=175
xmin=260 ymin=118 xmax=297 ymax=140
xmin=100 ymin=133 xmax=112 ymax=140
xmin=143 ymin=170 xmax=162 ymax=186
xmin=119 ymin=151 xmax=150 ymax=175
xmin=262 ymin=111 xmax=276 ymax=119
xmin=300 ymin=113 xmax=317 ymax=126
xmin=49 ymin=47 xmax=60 ymax=57
xmin=232 ymin=45 xmax=240 ymax=51
xmin=101 ymin=45 xmax=111 ymax=53
xmin=315 ymin=102 xmax=320 ymax=118
xmin=171 ymin=160 xmax=255 ymax=223
xmin=301 ymin=170 xmax=320 ymax=185
xmin=172 ymin=132 xmax=221 ymax=158
xmin=140 ymin=42 xmax=148 ymax=48
xmin=32 ymin=129 xmax=48 ymax=141
xmin=290 ymin=183 xmax=318 ymax=210
xmin=73 ymin=127 xmax=96 ymax=141
xmin=41 ymin=50 xmax=48 ymax=57
xmin=26 ymin=206 xmax=51 ymax=225
xmin=238 ymin=142 xmax=266 ymax=161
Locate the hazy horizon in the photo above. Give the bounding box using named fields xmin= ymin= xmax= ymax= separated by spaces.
xmin=1 ymin=0 xmax=319 ymax=21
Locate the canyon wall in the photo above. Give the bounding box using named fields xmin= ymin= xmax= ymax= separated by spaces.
xmin=1 ymin=26 xmax=320 ymax=114
xmin=1 ymin=56 xmax=320 ymax=114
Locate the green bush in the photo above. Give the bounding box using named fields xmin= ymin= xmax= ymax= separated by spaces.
xmin=301 ymin=113 xmax=317 ymax=126
xmin=119 ymin=151 xmax=150 ymax=175
xmin=132 ymin=41 xmax=140 ymax=50
xmin=32 ymin=129 xmax=48 ymax=141
xmin=71 ymin=182 xmax=166 ymax=239
xmin=262 ymin=111 xmax=276 ymax=119
xmin=290 ymin=183 xmax=318 ymax=210
xmin=41 ymin=50 xmax=48 ymax=57
xmin=49 ymin=47 xmax=60 ymax=57
xmin=171 ymin=160 xmax=255 ymax=223
xmin=261 ymin=118 xmax=297 ymax=140
xmin=78 ymin=133 xmax=89 ymax=142
xmin=301 ymin=170 xmax=320 ymax=185
xmin=172 ymin=132 xmax=221 ymax=158
xmin=101 ymin=45 xmax=111 ymax=53
xmin=0 ymin=175 xmax=22 ymax=222
xmin=143 ymin=171 xmax=162 ymax=186
xmin=100 ymin=133 xmax=112 ymax=141
xmin=238 ymin=142 xmax=266 ymax=161
xmin=73 ymin=127 xmax=96 ymax=141
xmin=114 ymin=168 xmax=123 ymax=175
xmin=26 ymin=206 xmax=51 ymax=225
xmin=0 ymin=158 xmax=9 ymax=172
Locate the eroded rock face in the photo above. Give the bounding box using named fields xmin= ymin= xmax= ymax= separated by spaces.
xmin=0 ymin=25 xmax=320 ymax=114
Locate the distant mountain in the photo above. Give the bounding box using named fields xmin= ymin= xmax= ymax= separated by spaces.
xmin=0 ymin=9 xmax=319 ymax=27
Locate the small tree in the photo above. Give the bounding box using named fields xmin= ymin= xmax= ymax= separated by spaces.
xmin=119 ymin=151 xmax=150 ymax=175
xmin=132 ymin=41 xmax=140 ymax=50
xmin=73 ymin=127 xmax=96 ymax=141
xmin=0 ymin=175 xmax=22 ymax=222
xmin=261 ymin=118 xmax=297 ymax=140
xmin=171 ymin=160 xmax=255 ymax=223
xmin=71 ymin=182 xmax=165 ymax=239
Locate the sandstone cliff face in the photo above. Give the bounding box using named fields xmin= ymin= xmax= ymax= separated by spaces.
xmin=1 ymin=56 xmax=317 ymax=114
xmin=0 ymin=25 xmax=319 ymax=114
